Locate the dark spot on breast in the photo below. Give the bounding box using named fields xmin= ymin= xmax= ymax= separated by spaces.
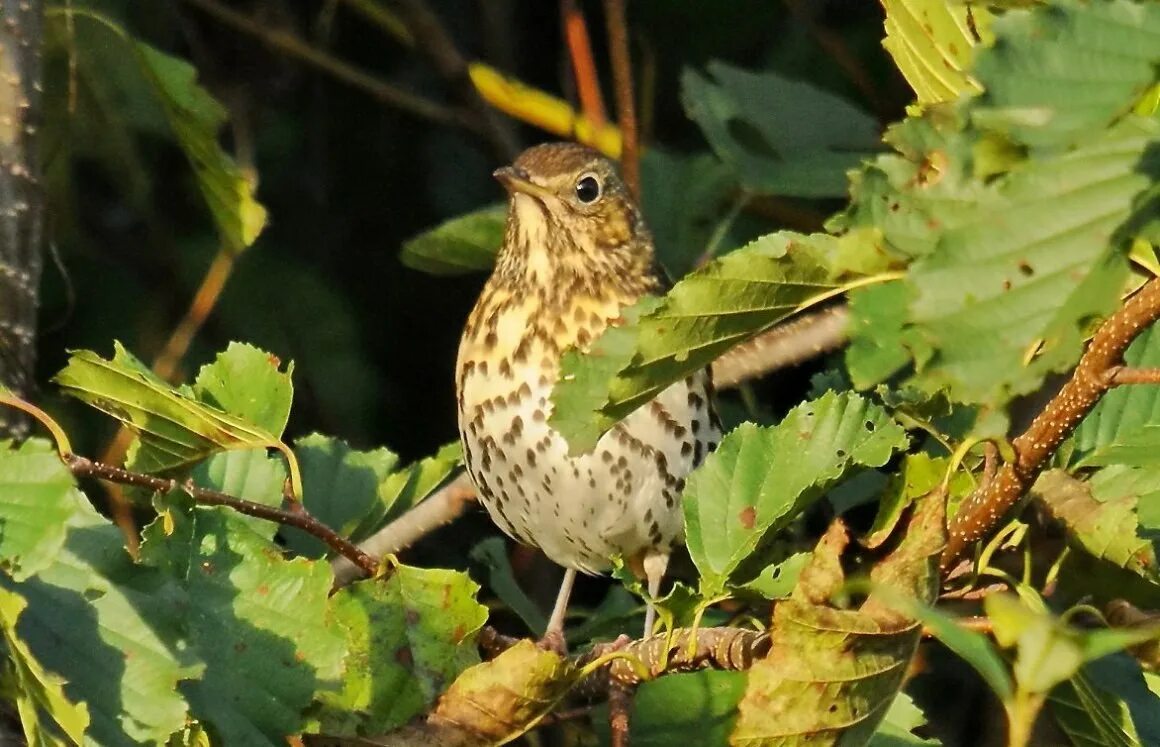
xmin=526 ymin=449 xmax=537 ymax=466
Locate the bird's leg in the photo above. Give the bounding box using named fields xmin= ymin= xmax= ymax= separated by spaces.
xmin=642 ymin=553 xmax=669 ymax=638
xmin=539 ymin=567 xmax=577 ymax=655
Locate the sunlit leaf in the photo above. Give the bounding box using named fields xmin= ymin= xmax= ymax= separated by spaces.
xmin=881 ymin=0 xmax=985 ymax=106
xmin=1050 ymin=652 xmax=1160 ymax=747
xmin=54 ymin=343 xmax=283 ymax=473
xmin=553 ymin=232 xmax=845 ymax=452
xmin=134 ymin=43 xmax=267 ymax=252
xmin=684 ymin=391 xmax=908 ymax=596
xmin=192 ymin=342 xmax=294 ymax=439
xmin=0 ymin=439 xmax=86 ymax=582
xmin=732 ymin=492 xmax=943 ymax=745
xmin=1034 ymin=469 xmax=1158 ymax=583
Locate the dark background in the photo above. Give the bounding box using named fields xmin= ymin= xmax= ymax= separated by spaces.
xmin=37 ymin=0 xmax=907 ymax=462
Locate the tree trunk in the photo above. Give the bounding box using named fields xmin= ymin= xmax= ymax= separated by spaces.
xmin=0 ymin=0 xmax=44 ymax=439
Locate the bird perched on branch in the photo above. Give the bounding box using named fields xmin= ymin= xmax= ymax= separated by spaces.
xmin=456 ymin=142 xmax=720 ymax=649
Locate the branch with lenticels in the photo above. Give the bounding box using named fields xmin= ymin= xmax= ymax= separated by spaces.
xmin=941 ymin=277 xmax=1160 ymax=572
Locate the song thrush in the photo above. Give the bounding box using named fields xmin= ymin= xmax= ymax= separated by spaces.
xmin=456 ymin=142 xmax=720 ymax=645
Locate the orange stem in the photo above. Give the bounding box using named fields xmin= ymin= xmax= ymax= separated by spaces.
xmin=561 ymin=0 xmax=607 ymax=128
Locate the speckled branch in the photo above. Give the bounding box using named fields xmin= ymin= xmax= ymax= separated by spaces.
xmin=0 ymin=0 xmax=45 ymax=438
xmin=941 ymin=277 xmax=1160 ymax=572
xmin=65 ymin=454 xmax=379 ymax=576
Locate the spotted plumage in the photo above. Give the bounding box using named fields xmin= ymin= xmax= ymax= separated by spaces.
xmin=456 ymin=142 xmax=720 ymax=640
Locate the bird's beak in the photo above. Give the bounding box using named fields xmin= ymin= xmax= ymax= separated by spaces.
xmin=494 ymin=166 xmax=553 ymax=200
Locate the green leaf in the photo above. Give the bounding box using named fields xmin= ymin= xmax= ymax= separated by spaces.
xmin=681 ymin=61 xmax=879 ymax=198
xmin=1073 ymin=324 xmax=1160 ymax=468
xmin=732 ymin=492 xmax=943 ymax=746
xmin=6 ymin=508 xmax=200 ymax=746
xmin=880 ymin=0 xmax=985 ymax=106
xmin=595 ymin=670 xmax=745 ymax=747
xmin=187 ymin=448 xmax=288 ymax=538
xmin=986 ymin=594 xmax=1156 ymax=696
xmin=869 ymin=692 xmax=940 ymax=746
xmin=1050 ymin=653 xmax=1160 ymax=747
xmin=863 ymin=454 xmax=967 ymax=551
xmin=549 ymin=296 xmax=662 ymax=452
xmin=54 ymin=343 xmax=284 ymax=473
xmin=735 ymin=552 xmax=812 ymax=601
xmin=846 ymin=281 xmax=917 ymax=389
xmin=971 ymin=1 xmax=1160 ymax=149
xmin=374 ymin=442 xmax=462 ymax=531
xmin=282 ymin=434 xmax=399 ymax=558
xmin=1033 ymin=469 xmax=1158 ymax=583
xmin=317 ymin=564 xmax=487 ymax=736
xmin=133 ymin=43 xmax=267 ymax=252
xmin=399 ymin=205 xmax=506 ymax=276
xmin=137 ymin=502 xmax=346 ymax=746
xmin=192 ymin=342 xmax=294 ymax=438
xmin=552 ymin=232 xmax=842 ymax=452
xmin=685 ymin=391 xmax=908 ymax=596
xmin=469 ymin=537 xmax=547 ymax=636
xmin=0 ymin=439 xmax=87 ymax=582
xmin=0 ymin=585 xmax=89 ymax=745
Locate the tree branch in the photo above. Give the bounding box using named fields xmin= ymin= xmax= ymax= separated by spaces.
xmin=710 ymin=306 xmax=849 ymax=389
xmin=1106 ymin=366 xmax=1160 ymax=386
xmin=65 ymin=453 xmax=379 ymax=576
xmin=331 ymin=471 xmax=478 ymax=585
xmin=603 ymin=0 xmax=639 ymax=198
xmin=0 ymin=0 xmax=45 ymax=438
xmin=941 ymin=277 xmax=1160 ymax=572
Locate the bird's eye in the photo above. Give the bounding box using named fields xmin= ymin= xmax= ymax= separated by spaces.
xmin=574 ymin=173 xmax=602 ymax=204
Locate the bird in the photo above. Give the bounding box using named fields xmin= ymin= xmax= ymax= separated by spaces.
xmin=455 ymin=142 xmax=720 ymax=649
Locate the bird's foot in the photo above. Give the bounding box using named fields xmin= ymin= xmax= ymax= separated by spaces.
xmin=537 ymin=628 xmax=569 ymax=656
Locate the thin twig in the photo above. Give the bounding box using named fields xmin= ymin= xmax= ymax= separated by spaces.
xmin=387 ymin=0 xmax=519 ymax=160
xmin=65 ymin=453 xmax=379 ymax=576
xmin=941 ymin=278 xmax=1160 ymax=571
xmin=337 ymin=0 xmax=413 ymax=46
xmin=710 ymin=306 xmax=850 ymax=389
xmin=603 ymin=0 xmax=639 ymax=198
xmin=331 ymin=471 xmax=477 ymax=585
xmin=562 ymin=0 xmax=607 ymax=127
xmin=608 ymin=678 xmax=633 ymax=747
xmin=1107 ymin=366 xmax=1160 ymax=385
xmin=181 ymin=0 xmax=462 ymax=127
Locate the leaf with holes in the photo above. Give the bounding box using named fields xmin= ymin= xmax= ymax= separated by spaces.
xmin=316 ymin=565 xmax=487 ymax=736
xmin=683 ymin=391 xmax=908 ymax=597
xmin=732 ymin=492 xmax=943 ymax=745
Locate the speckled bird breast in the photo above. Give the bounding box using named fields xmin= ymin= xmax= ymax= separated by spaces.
xmin=456 ymin=286 xmax=720 ymax=574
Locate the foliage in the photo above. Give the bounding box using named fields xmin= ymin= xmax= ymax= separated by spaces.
xmin=2 ymin=0 xmax=1160 ymax=746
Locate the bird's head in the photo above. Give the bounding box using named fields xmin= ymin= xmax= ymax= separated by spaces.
xmin=492 ymin=142 xmax=656 ymax=294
